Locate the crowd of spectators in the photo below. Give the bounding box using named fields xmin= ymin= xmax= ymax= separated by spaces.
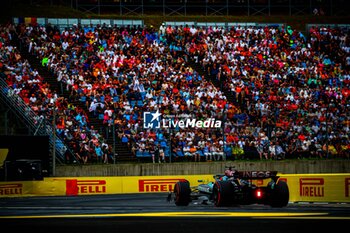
xmin=1 ymin=21 xmax=349 ymax=164
xmin=1 ymin=23 xmax=113 ymax=164
xmin=15 ymin=22 xmax=231 ymax=163
xmin=184 ymin=24 xmax=350 ymax=160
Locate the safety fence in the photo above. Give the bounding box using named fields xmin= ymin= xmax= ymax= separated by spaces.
xmin=12 ymin=17 xmax=285 ymax=30
xmin=164 ymin=21 xmax=285 ymax=29
xmin=0 ymin=75 xmax=68 ymax=166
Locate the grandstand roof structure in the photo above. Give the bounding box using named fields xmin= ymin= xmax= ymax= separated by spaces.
xmin=3 ymin=0 xmax=350 ymax=17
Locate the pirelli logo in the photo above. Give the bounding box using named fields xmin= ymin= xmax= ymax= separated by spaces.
xmin=66 ymin=179 xmax=106 ymax=196
xmin=299 ymin=178 xmax=324 ymax=197
xmin=0 ymin=183 xmax=22 ymax=195
xmin=138 ymin=179 xmax=186 ymax=192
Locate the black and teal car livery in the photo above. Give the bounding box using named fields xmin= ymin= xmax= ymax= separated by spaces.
xmin=171 ymin=168 xmax=289 ymax=207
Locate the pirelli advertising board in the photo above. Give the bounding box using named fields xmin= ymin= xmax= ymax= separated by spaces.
xmin=280 ymin=174 xmax=350 ymax=203
xmin=0 ymin=174 xmax=349 ymax=203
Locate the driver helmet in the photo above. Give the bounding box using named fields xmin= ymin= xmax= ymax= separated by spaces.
xmin=224 ymin=167 xmax=234 ymax=177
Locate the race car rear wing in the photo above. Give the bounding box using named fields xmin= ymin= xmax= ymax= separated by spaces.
xmin=214 ymin=171 xmax=279 ymax=181
xmin=237 ymin=171 xmax=279 ymax=179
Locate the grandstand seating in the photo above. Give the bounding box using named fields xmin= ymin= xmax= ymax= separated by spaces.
xmin=0 ymin=21 xmax=349 ymax=165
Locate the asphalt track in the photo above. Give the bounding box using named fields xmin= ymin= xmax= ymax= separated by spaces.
xmin=0 ymin=193 xmax=349 ymax=233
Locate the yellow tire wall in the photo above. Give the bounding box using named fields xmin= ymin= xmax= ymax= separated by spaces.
xmin=0 ymin=174 xmax=349 ymax=203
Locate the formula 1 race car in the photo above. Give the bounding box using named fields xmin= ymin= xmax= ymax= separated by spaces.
xmin=169 ymin=167 xmax=289 ymax=207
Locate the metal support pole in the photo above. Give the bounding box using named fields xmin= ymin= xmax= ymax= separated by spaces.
xmin=226 ymin=0 xmax=229 ymax=16
xmin=97 ymin=0 xmax=100 ymax=15
xmin=221 ymin=73 xmax=226 ymax=159
xmin=52 ymin=109 xmax=56 ymax=176
xmin=326 ymin=106 xmax=329 ymax=158
xmin=289 ymin=0 xmax=291 ymax=16
xmin=222 ymin=105 xmax=226 ymax=159
xmin=169 ymin=124 xmax=172 ymax=163
xmin=113 ymin=113 xmax=116 ymax=164
xmin=142 ymin=0 xmax=144 ymax=16
xmin=206 ymin=0 xmax=208 ymax=16
xmin=120 ymin=0 xmax=122 ymax=16
xmin=310 ymin=0 xmax=312 ymax=14
xmin=274 ymin=105 xmax=277 ymax=158
xmin=248 ymin=0 xmax=250 ymax=16
xmin=4 ymin=109 xmax=9 ymax=135
xmin=184 ymin=0 xmax=187 ymax=16
xmin=326 ymin=100 xmax=334 ymax=158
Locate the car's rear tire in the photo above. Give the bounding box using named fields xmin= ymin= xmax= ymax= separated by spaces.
xmin=174 ymin=180 xmax=191 ymax=206
xmin=268 ymin=180 xmax=289 ymax=207
xmin=213 ymin=181 xmax=235 ymax=207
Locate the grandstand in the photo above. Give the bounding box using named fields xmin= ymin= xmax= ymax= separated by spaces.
xmin=0 ymin=1 xmax=349 ymax=179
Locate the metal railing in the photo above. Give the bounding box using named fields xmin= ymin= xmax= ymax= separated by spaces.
xmin=0 ymin=75 xmax=70 ymax=167
xmin=12 ymin=17 xmax=144 ymax=32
